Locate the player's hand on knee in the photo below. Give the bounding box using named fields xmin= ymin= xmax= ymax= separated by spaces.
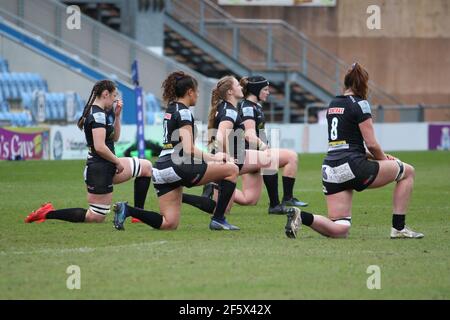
xmin=213 ymin=152 xmax=229 ymax=163
xmin=115 ymin=161 xmax=125 ymax=174
xmin=385 ymin=153 xmax=398 ymax=161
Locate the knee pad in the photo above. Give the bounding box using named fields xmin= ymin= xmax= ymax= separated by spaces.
xmin=395 ymin=159 xmax=406 ymax=182
xmin=128 ymin=157 xmax=142 ymax=178
xmin=332 ymin=216 xmax=352 ymax=227
xmin=89 ymin=203 xmax=111 ymax=216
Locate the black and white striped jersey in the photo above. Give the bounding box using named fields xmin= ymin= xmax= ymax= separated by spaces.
xmin=325 ymin=95 xmax=372 ymax=160
xmin=84 ymin=104 xmax=115 ymax=160
xmin=160 ymin=101 xmax=195 ymax=159
xmin=211 ymin=100 xmax=246 ymax=161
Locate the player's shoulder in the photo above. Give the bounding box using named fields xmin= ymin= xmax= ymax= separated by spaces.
xmin=174 ymin=103 xmax=193 ymax=122
xmin=330 ymin=95 xmax=371 ymax=114
xmin=218 ymin=101 xmax=238 ymax=122
xmin=350 ymin=96 xmax=371 ymax=114
xmin=89 ymin=105 xmax=107 ymax=125
xmin=240 ymin=100 xmax=256 ymax=118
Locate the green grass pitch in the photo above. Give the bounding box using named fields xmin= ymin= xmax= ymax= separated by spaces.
xmin=0 ymin=151 xmax=449 ymax=299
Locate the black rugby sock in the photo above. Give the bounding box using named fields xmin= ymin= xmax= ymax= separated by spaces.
xmin=392 ymin=214 xmax=405 ymax=231
xmin=282 ymin=176 xmax=295 ymax=201
xmin=46 ymin=208 xmax=87 ymax=222
xmin=134 ymin=177 xmax=151 ymax=209
xmin=125 ymin=204 xmax=163 ymax=229
xmin=263 ymin=173 xmax=280 ymax=207
xmin=213 ymin=180 xmax=236 ymax=220
xmin=300 ymin=211 xmax=314 ymax=226
xmin=182 ymin=193 xmax=216 ymax=214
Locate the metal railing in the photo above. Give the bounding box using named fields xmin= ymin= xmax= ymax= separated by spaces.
xmin=166 ymin=0 xmax=401 ymax=106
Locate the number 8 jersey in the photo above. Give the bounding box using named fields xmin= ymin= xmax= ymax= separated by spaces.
xmin=325 ymin=95 xmax=372 ymax=160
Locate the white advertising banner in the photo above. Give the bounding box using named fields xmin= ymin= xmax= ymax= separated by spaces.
xmin=50 ymin=125 xmax=88 ymax=160
xmin=265 ymin=123 xmax=306 ymax=153
xmin=304 ymin=123 xmax=429 ymax=154
xmin=48 ymin=122 xmax=434 ymax=160
xmin=218 ymin=0 xmax=336 ymax=6
xmin=49 ymin=125 xmax=164 ymax=160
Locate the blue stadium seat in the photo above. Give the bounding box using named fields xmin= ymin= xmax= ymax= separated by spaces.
xmin=10 ymin=113 xmax=20 ymax=126
xmin=24 ymin=73 xmax=36 ymax=92
xmin=19 ymin=112 xmax=31 ymax=126
xmin=0 ymin=58 xmax=8 ymax=73
xmin=6 ymin=73 xmax=20 ymax=99
xmin=21 ymin=92 xmax=33 ymax=110
xmin=146 ymin=111 xmax=155 ymax=125
xmin=1 ymin=101 xmax=9 ymax=113
xmin=45 ymin=93 xmax=54 ymax=120
xmin=57 ymin=93 xmax=66 ymax=119
xmin=45 ymin=100 xmax=52 ymax=121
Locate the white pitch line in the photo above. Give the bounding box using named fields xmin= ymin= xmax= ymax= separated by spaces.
xmin=0 ymin=241 xmax=168 ymax=256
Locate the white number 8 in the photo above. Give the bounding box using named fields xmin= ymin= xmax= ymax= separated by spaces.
xmin=330 ymin=117 xmax=338 ymax=140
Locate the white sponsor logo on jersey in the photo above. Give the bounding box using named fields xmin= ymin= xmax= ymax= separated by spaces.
xmin=226 ymin=109 xmax=238 ymax=122
xmin=242 ymin=106 xmax=254 ymax=118
xmin=93 ymin=112 xmax=106 ymax=124
xmin=179 ymin=109 xmax=193 ymax=122
xmin=358 ymin=100 xmax=372 ymax=114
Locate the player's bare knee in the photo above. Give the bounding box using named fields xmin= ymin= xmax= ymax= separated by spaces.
xmin=226 ymin=163 xmax=239 ymax=181
xmin=289 ymin=150 xmax=298 ymax=166
xmin=241 ymin=196 xmax=258 ymax=205
xmin=330 ymin=226 xmax=350 ymax=238
xmin=86 ymin=211 xmax=106 ymax=223
xmin=86 ymin=203 xmax=110 ymax=222
xmin=163 ymin=219 xmax=179 ymax=230
xmin=331 ymin=217 xmax=351 ymax=238
xmin=405 ymin=163 xmax=415 ymax=179
xmin=139 ymin=159 xmax=152 ymax=177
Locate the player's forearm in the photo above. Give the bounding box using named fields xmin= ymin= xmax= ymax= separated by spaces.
xmin=245 ymin=131 xmax=264 ymax=149
xmin=193 ymin=146 xmax=214 ymax=162
xmin=95 ymin=145 xmax=120 ymax=164
xmin=367 ymin=143 xmax=387 ymax=160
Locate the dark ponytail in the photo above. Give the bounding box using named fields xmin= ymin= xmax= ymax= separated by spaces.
xmin=77 ymin=79 xmax=116 ymax=130
xmin=162 ymin=71 xmax=198 ymax=104
xmin=344 ymin=62 xmax=369 ymax=100
xmin=240 ymin=77 xmax=249 ymax=97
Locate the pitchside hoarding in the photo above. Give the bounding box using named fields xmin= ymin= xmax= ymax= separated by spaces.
xmin=48 ymin=125 xmax=163 ymax=160
xmin=0 ymin=127 xmax=50 ymax=160
xmin=15 ymin=122 xmax=448 ymax=161
xmin=428 ymin=123 xmax=450 ymax=150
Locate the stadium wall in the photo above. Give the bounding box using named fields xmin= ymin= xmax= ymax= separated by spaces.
xmin=218 ymin=0 xmax=450 ymax=105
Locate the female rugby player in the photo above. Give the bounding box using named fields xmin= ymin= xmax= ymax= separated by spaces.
xmin=25 ymin=80 xmax=152 ymax=224
xmin=285 ymin=63 xmax=423 ymax=239
xmin=113 ymin=71 xmax=240 ymax=231
xmin=205 ymin=75 xmax=299 ymax=216
xmin=233 ymin=76 xmax=308 ymax=212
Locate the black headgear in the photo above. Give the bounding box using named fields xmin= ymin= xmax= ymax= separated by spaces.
xmin=247 ymin=76 xmax=269 ymax=99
